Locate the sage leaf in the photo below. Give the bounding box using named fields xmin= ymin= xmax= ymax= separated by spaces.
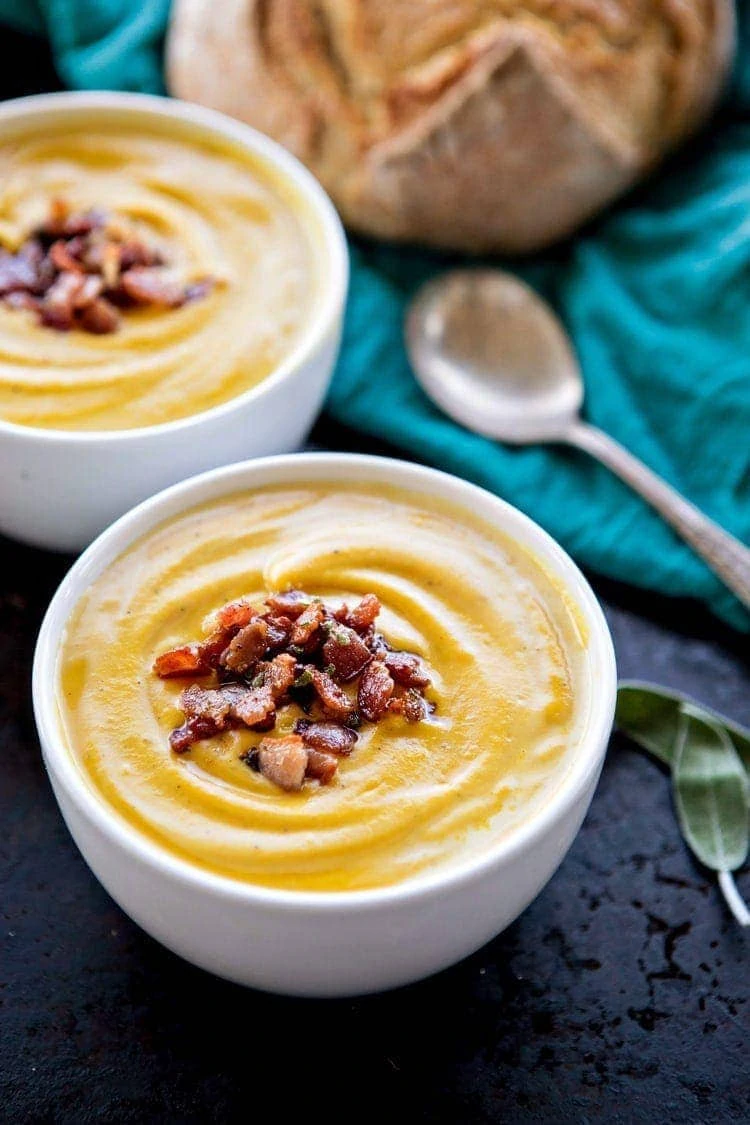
xmin=718 ymin=871 xmax=750 ymax=927
xmin=616 ymin=682 xmax=750 ymax=927
xmin=615 ymin=683 xmax=681 ymax=766
xmin=617 ymin=681 xmax=750 ymax=774
xmin=672 ymin=706 xmax=749 ymax=874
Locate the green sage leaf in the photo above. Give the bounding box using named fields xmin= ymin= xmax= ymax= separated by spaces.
xmin=672 ymin=706 xmax=749 ymax=873
xmin=616 ymin=681 xmax=750 ymax=773
xmin=615 ymin=683 xmax=680 ymax=766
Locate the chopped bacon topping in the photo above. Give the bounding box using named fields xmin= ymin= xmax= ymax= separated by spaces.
xmin=231 ymin=684 xmax=276 ymax=729
xmin=0 ymin=198 xmax=214 ymax=334
xmin=305 ymin=748 xmax=338 ymax=785
xmin=295 ymin=719 xmax=358 ymax=756
xmin=40 ymin=271 xmax=84 ymax=330
xmin=263 ymin=614 xmax=293 ymax=649
xmin=265 ymin=589 xmax=311 ymax=619
xmin=289 ymin=601 xmax=325 ymax=647
xmin=221 ymin=620 xmax=269 ymax=674
xmin=170 ymin=715 xmax=223 ymax=754
xmin=154 ymin=643 xmax=211 ymax=679
xmin=72 ymin=275 xmax=104 ymax=309
xmin=368 ymin=632 xmax=392 ymax=658
xmin=387 ymin=688 xmax=428 ymax=723
xmin=169 ymin=682 xmax=254 ymax=751
xmin=335 ymin=594 xmax=381 ymax=633
xmin=250 ymin=735 xmax=309 ymax=792
xmin=358 ymin=660 xmax=395 ymax=722
xmin=310 ymin=669 xmax=355 ymax=722
xmin=383 ymin=651 xmax=431 ymax=690
xmin=215 ymin=598 xmax=256 ymax=631
xmin=321 ymin=624 xmax=372 ymax=682
xmin=181 ymin=682 xmax=242 ymax=724
xmin=153 ymin=589 xmax=434 ymax=791
xmin=153 ymin=628 xmax=228 ymax=678
xmin=265 ymin=653 xmax=297 ymax=699
xmin=78 ymin=297 xmax=120 ymax=335
xmin=121 ymin=266 xmax=190 ymax=308
xmin=49 ymin=239 xmax=84 ymax=274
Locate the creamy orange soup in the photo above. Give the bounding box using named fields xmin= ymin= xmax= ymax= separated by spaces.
xmin=0 ymin=117 xmax=319 ymax=430
xmin=56 ymin=483 xmax=590 ymax=892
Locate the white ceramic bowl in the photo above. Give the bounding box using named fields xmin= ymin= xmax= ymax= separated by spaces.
xmin=0 ymin=93 xmax=348 ymax=552
xmin=33 ymin=453 xmax=617 ymax=997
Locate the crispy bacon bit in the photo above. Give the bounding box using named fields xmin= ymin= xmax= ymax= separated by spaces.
xmin=264 ymin=614 xmax=293 ymax=649
xmin=336 ymin=594 xmax=381 ymax=633
xmin=289 ymin=601 xmax=325 ymax=647
xmin=215 ymin=599 xmax=256 ymax=631
xmin=154 ymin=644 xmax=208 ymax=679
xmin=305 ymin=748 xmax=338 ymax=784
xmin=43 ymin=197 xmax=72 ymax=235
xmin=49 ymin=239 xmax=84 ymax=274
xmin=254 ymin=735 xmax=308 ymax=792
xmin=265 ymin=589 xmax=311 ymax=619
xmin=220 ymin=619 xmax=269 ymax=674
xmin=39 ymin=271 xmax=83 ymax=330
xmin=121 ymin=266 xmax=187 ymax=308
xmin=231 ymin=683 xmax=276 ymax=729
xmin=181 ymin=682 xmax=242 ymax=724
xmin=100 ymin=241 xmax=121 ymax=289
xmin=41 ymin=201 xmax=105 ymax=239
xmin=368 ymin=632 xmax=392 ymax=658
xmin=197 ymin=630 xmax=235 ymax=670
xmin=3 ymin=290 xmax=38 ymax=311
xmin=322 ymin=624 xmax=372 ymax=682
xmin=170 ymin=715 xmax=223 ymax=753
xmin=295 ymin=719 xmax=358 ymax=756
xmin=383 ymin=651 xmax=430 ymax=690
xmin=118 ymin=237 xmax=163 ymax=271
xmin=388 ymin=688 xmax=428 ymax=723
xmin=154 ymin=628 xmax=229 ymax=678
xmin=78 ymin=297 xmax=120 ymax=335
xmin=358 ymin=660 xmax=394 ymax=722
xmin=154 ymin=588 xmax=433 ymax=791
xmin=310 ymin=669 xmax=354 ymax=722
xmin=265 ymin=653 xmax=297 ymax=699
xmin=72 ymin=275 xmax=104 ymax=309
xmin=169 ymin=681 xmax=258 ymax=751
xmin=0 ymin=199 xmax=214 ymax=334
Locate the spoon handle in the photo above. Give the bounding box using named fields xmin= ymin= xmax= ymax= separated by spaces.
xmin=565 ymin=419 xmax=750 ymax=612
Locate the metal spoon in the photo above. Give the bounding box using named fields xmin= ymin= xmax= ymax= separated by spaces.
xmin=406 ymin=269 xmax=750 ymax=611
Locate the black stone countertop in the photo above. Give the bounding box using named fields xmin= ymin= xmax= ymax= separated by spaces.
xmin=0 ymin=32 xmax=748 ymax=1125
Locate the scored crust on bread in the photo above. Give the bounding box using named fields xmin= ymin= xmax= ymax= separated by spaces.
xmin=167 ymin=0 xmax=735 ymax=253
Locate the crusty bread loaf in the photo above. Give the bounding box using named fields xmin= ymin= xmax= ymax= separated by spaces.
xmin=167 ymin=1 xmax=734 ymax=254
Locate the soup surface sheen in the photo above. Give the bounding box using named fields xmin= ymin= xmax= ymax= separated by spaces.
xmin=58 ymin=483 xmax=590 ymax=892
xmin=0 ymin=118 xmax=316 ymax=430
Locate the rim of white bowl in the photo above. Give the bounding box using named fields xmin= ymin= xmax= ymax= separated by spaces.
xmin=33 ymin=453 xmax=617 ymax=912
xmin=0 ymin=91 xmax=348 ymax=443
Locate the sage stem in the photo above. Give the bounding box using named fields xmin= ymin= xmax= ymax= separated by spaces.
xmin=718 ymin=871 xmax=750 ymax=927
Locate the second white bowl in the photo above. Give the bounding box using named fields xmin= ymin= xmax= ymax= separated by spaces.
xmin=0 ymin=93 xmax=348 ymax=552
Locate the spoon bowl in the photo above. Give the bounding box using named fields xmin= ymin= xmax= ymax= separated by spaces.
xmin=406 ymin=270 xmax=583 ymax=443
xmin=405 ymin=267 xmax=750 ymax=613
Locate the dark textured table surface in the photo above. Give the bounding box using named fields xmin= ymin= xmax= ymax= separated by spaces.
xmin=1 ymin=32 xmax=749 ymax=1125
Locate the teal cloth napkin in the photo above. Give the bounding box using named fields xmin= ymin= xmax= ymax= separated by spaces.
xmin=4 ymin=0 xmax=750 ymax=631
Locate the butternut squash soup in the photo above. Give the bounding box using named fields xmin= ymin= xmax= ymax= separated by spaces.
xmin=56 ymin=483 xmax=590 ymax=892
xmin=0 ymin=117 xmax=318 ymax=430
